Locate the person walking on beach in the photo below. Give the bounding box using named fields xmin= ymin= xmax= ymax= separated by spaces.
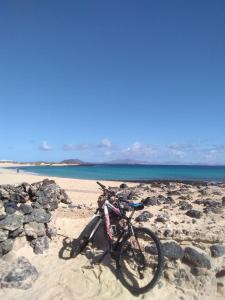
xmin=17 ymin=168 xmax=19 ymax=173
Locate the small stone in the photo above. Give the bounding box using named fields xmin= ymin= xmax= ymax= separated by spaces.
xmin=0 ymin=229 xmax=8 ymax=242
xmin=191 ymin=267 xmax=210 ymax=276
xmin=0 ymin=238 xmax=14 ymax=255
xmin=120 ymin=183 xmax=128 ymax=189
xmin=24 ymin=208 xmax=51 ymax=224
xmin=19 ymin=204 xmax=33 ymax=215
xmin=183 ymin=247 xmax=211 ymax=269
xmin=143 ymin=197 xmax=160 ymax=206
xmin=0 ymin=200 xmax=6 ymax=220
xmin=221 ymin=197 xmax=225 ymax=206
xmin=165 ymin=196 xmax=175 ymax=204
xmin=30 ymin=236 xmax=49 ymax=254
xmin=164 ymin=229 xmax=172 ymax=237
xmin=46 ymin=221 xmax=57 ymax=238
xmin=179 ymin=201 xmax=193 ymax=211
xmin=216 ymin=270 xmax=225 ymax=278
xmin=24 ymin=222 xmax=46 ymax=239
xmin=20 ymin=182 xmax=29 ymax=193
xmin=162 ymin=241 xmax=184 ymax=260
xmin=9 ymin=226 xmax=24 ymax=238
xmin=0 ymin=212 xmax=24 ymax=231
xmin=135 ymin=211 xmax=153 ymax=222
xmin=186 ymin=210 xmax=202 ymax=219
xmin=0 ymin=256 xmax=39 ymax=289
xmin=210 ymin=244 xmax=225 ymax=257
xmin=0 ymin=188 xmax=10 ymax=200
xmin=155 ymin=215 xmax=168 ymax=223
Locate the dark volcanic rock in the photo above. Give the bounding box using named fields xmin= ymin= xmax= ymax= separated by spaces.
xmin=143 ymin=197 xmax=160 ymax=206
xmin=19 ymin=204 xmax=33 ymax=215
xmin=183 ymin=247 xmax=211 ymax=269
xmin=195 ymin=199 xmax=222 ymax=214
xmin=0 ymin=256 xmax=39 ymax=289
xmin=222 ymin=197 xmax=225 ymax=207
xmin=21 ymin=182 xmax=30 ymax=193
xmin=216 ymin=270 xmax=225 ymax=278
xmin=0 ymin=229 xmax=8 ymax=242
xmin=0 ymin=187 xmax=10 ymax=200
xmin=30 ymin=236 xmax=49 ymax=254
xmin=24 ymin=208 xmax=51 ymax=224
xmin=155 ymin=214 xmax=168 ymax=223
xmin=190 ymin=267 xmax=210 ymax=276
xmin=0 ymin=180 xmax=69 ymax=256
xmin=42 ymin=178 xmax=56 ymax=186
xmin=24 ymin=222 xmax=46 ymax=239
xmin=162 ymin=242 xmax=184 ymax=260
xmin=0 ymin=212 xmax=24 ymax=231
xmin=4 ymin=201 xmax=18 ymax=214
xmin=210 ymin=244 xmax=225 ymax=257
xmin=168 ymin=190 xmax=180 ymax=196
xmin=120 ymin=183 xmax=128 ymax=189
xmin=146 ymin=241 xmax=183 ymax=260
xmin=59 ymin=189 xmax=72 ymax=204
xmin=163 ymin=196 xmax=175 ymax=204
xmin=179 ymin=201 xmax=193 ymax=211
xmin=9 ymin=226 xmax=24 ymax=238
xmin=46 ymin=221 xmax=57 ymax=238
xmin=0 ymin=200 xmax=6 ymax=220
xmin=135 ymin=211 xmax=153 ymax=222
xmin=186 ymin=210 xmax=202 ymax=219
xmin=0 ymin=238 xmax=14 ymax=256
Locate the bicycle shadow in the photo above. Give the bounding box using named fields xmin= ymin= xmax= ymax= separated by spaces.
xmin=58 ymin=222 xmax=140 ymax=295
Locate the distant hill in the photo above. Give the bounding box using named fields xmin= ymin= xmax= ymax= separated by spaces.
xmin=60 ymin=159 xmax=93 ymax=165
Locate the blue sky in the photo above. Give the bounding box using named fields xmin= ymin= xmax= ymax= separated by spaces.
xmin=0 ymin=1 xmax=225 ymax=163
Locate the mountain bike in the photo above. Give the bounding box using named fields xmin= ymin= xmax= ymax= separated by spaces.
xmin=72 ymin=181 xmax=164 ymax=294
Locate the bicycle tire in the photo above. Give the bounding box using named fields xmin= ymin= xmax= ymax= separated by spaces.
xmin=116 ymin=227 xmax=164 ymax=294
xmin=71 ymin=215 xmax=101 ymax=257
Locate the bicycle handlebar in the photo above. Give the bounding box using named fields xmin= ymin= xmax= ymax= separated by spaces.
xmin=96 ymin=181 xmax=106 ymax=190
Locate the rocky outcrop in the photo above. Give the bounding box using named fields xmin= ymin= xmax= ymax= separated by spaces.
xmin=0 ymin=179 xmax=70 ymax=256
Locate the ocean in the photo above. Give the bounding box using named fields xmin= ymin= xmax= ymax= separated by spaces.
xmin=11 ymin=164 xmax=225 ymax=182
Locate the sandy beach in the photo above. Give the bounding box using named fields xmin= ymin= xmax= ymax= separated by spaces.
xmin=0 ymin=166 xmax=225 ymax=300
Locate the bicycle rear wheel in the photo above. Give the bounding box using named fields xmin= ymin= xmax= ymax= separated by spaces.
xmin=116 ymin=227 xmax=163 ymax=294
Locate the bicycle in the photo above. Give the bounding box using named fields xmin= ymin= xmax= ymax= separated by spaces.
xmin=72 ymin=181 xmax=164 ymax=294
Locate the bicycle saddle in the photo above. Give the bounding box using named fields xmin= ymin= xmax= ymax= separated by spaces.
xmin=128 ymin=202 xmax=144 ymax=211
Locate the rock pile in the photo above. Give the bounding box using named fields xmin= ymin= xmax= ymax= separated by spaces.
xmin=0 ymin=179 xmax=71 ymax=256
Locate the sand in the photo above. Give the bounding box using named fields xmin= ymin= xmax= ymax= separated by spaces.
xmin=0 ymin=167 xmax=224 ymax=300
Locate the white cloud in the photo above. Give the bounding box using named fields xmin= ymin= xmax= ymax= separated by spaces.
xmin=121 ymin=142 xmax=158 ymax=159
xmin=40 ymin=141 xmax=53 ymax=151
xmin=97 ymin=138 xmax=112 ymax=148
xmin=60 ymin=139 xmax=225 ymax=164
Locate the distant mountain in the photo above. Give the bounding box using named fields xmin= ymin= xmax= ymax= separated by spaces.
xmin=60 ymin=159 xmax=93 ymax=165
xmin=102 ymin=159 xmax=150 ymax=165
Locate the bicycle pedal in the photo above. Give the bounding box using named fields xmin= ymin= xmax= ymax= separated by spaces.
xmin=111 ymin=225 xmax=117 ymax=236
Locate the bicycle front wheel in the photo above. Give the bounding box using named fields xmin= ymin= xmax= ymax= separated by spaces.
xmin=116 ymin=227 xmax=164 ymax=294
xmin=71 ymin=215 xmax=101 ymax=257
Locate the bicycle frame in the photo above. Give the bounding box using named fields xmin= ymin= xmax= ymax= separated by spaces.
xmin=89 ymin=199 xmax=135 ymax=255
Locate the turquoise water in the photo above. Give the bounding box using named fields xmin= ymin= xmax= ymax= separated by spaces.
xmin=11 ymin=165 xmax=225 ymax=182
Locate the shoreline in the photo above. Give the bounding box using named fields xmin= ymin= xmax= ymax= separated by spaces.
xmin=3 ymin=165 xmax=225 ymax=185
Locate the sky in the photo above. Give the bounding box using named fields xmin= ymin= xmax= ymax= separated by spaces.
xmin=0 ymin=0 xmax=225 ymax=164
